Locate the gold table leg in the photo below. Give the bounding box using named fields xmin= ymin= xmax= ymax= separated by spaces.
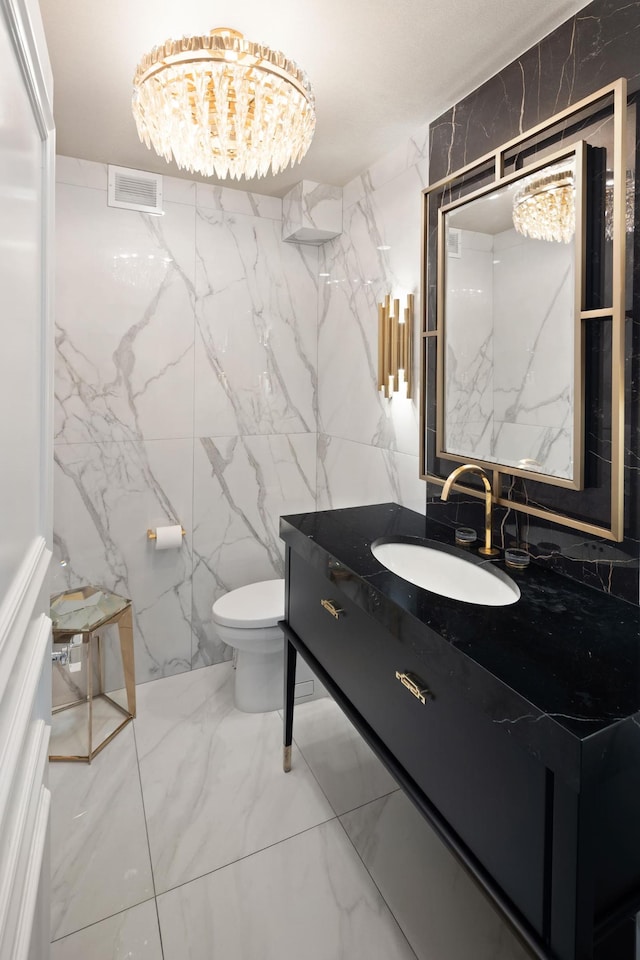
xmin=87 ymin=633 xmax=94 ymax=763
xmin=117 ymin=604 xmax=137 ymax=719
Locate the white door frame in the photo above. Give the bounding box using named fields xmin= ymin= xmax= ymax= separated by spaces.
xmin=0 ymin=0 xmax=55 ymax=956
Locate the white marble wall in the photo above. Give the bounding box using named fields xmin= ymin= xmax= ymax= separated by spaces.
xmin=442 ymin=225 xmax=574 ymax=479
xmin=282 ymin=180 xmax=343 ymax=244
xmin=492 ymin=228 xmax=574 ymax=478
xmin=53 ymin=132 xmax=430 ymax=682
xmin=444 ymin=230 xmax=495 ymax=459
xmin=191 ymin=434 xmax=317 ymax=667
xmin=316 ymin=127 xmax=429 ymax=511
xmin=53 ymin=158 xmax=318 ymax=681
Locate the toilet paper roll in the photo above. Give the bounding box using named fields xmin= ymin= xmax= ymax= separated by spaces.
xmin=154 ymin=524 xmax=183 ymax=550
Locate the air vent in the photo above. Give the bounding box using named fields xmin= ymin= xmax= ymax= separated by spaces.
xmin=108 ymin=165 xmax=163 ymax=215
xmin=447 ymin=227 xmax=461 ymax=258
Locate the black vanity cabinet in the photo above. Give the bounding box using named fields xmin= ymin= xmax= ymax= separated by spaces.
xmin=280 ymin=504 xmax=640 ymax=960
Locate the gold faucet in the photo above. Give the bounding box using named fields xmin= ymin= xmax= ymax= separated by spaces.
xmin=441 ymin=464 xmax=499 ymax=557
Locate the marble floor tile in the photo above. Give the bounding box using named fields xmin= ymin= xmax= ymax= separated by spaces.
xmin=49 ymin=695 xmax=131 ymax=759
xmin=135 ymin=662 xmax=335 ymax=894
xmin=157 ymin=819 xmax=417 ymax=960
xmin=49 ymin=724 xmax=154 ymax=941
xmin=51 ymin=900 xmax=162 ymax=960
xmin=289 ymin=696 xmax=398 ymax=814
xmin=341 ymin=792 xmax=533 ymax=960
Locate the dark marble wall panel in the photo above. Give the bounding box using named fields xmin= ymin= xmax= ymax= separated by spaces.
xmin=427 ymin=0 xmax=640 ymax=604
xmin=430 ymin=1 xmax=640 ymax=184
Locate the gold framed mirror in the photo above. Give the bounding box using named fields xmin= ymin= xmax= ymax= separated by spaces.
xmin=437 ymin=141 xmax=586 ymax=489
xmin=420 ymin=78 xmax=628 ymax=541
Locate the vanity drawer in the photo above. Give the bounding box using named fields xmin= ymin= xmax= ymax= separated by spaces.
xmin=287 ymin=552 xmax=547 ymax=931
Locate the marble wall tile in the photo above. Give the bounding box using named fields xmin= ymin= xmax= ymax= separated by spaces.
xmin=444 ymin=226 xmax=575 ymax=479
xmin=56 ymin=155 xmax=108 ymax=191
xmin=55 ymin=185 xmax=196 ymax=444
xmin=444 ymin=239 xmax=494 ymax=448
xmin=492 ymin=234 xmax=573 ymax=430
xmin=429 ymin=1 xmax=640 ymax=185
xmin=196 ymin=181 xmax=282 ymax=220
xmin=54 ymin=161 xmax=322 ymax=683
xmin=427 ymin=0 xmax=640 ymax=601
xmin=366 ymin=123 xmax=430 ymax=194
xmin=445 ymin=420 xmax=494 ymax=462
xmin=342 ymin=174 xmax=367 ymax=211
xmin=156 ymin=819 xmax=418 ymax=960
xmin=53 ymin=439 xmax=193 ymax=683
xmin=316 ymin=434 xmax=425 ymax=514
xmin=318 ymin=160 xmax=425 ymax=458
xmin=282 ymin=180 xmax=342 ymax=243
xmin=191 ymin=432 xmax=317 ymax=667
xmin=50 ymin=725 xmax=154 ymax=941
xmin=55 ymin=120 xmax=433 ymax=683
xmin=162 ymin=174 xmax=197 ymax=207
xmin=194 ymin=209 xmax=318 ymax=437
xmin=493 ymin=423 xmax=573 ymax=478
xmin=342 ymin=123 xmax=429 ymax=209
xmin=56 ymin=154 xmax=197 ymax=208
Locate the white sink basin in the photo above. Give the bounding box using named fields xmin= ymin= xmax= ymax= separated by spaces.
xmin=371 ymin=539 xmax=520 ymax=606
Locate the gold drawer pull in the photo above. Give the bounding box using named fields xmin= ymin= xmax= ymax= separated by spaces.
xmin=320 ymin=599 xmax=343 ymax=620
xmin=395 ymin=671 xmax=431 ymax=705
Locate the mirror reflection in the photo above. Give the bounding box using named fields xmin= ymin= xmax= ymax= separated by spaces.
xmin=441 ymin=155 xmax=578 ymax=482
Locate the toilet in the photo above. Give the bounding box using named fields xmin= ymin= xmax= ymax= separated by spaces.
xmin=212 ymin=579 xmax=286 ymax=713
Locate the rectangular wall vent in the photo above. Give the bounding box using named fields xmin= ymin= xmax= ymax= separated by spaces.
xmin=447 ymin=227 xmax=461 ymax=258
xmin=108 ymin=165 xmax=163 ymax=215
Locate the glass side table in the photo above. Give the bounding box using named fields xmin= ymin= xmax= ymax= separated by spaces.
xmin=50 ymin=586 xmax=136 ymax=763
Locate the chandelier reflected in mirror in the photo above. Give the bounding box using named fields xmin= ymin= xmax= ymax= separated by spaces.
xmin=512 ymin=160 xmax=576 ymax=243
xmin=132 ymin=27 xmax=316 ymax=181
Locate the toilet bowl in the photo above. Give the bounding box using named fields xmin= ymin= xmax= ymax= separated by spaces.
xmin=212 ymin=579 xmax=285 ymax=713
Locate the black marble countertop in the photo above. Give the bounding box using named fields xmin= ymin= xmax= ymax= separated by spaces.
xmin=280 ymin=503 xmax=640 ymax=790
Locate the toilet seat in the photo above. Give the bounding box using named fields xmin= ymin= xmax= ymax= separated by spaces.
xmin=212 ymin=579 xmax=284 ymax=629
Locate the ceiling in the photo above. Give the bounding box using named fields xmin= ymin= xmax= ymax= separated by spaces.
xmin=39 ymin=0 xmax=591 ymax=199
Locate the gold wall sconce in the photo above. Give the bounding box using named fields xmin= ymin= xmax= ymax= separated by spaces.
xmin=377 ymin=294 xmax=414 ymax=398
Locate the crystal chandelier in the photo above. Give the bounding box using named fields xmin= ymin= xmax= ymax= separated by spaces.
xmin=132 ymin=27 xmax=316 ymax=181
xmin=512 ymin=163 xmax=575 ymax=243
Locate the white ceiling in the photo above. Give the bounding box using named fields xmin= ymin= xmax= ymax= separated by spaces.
xmin=39 ymin=0 xmax=591 ymax=199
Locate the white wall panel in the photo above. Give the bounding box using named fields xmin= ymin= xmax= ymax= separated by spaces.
xmin=0 ymin=0 xmax=55 ymax=955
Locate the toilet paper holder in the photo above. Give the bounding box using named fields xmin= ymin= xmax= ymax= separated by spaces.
xmin=147 ymin=527 xmax=186 ymax=540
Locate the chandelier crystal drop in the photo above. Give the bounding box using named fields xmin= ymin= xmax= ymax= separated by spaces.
xmin=132 ymin=28 xmax=316 ymax=181
xmin=512 ymin=164 xmax=575 ymax=244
